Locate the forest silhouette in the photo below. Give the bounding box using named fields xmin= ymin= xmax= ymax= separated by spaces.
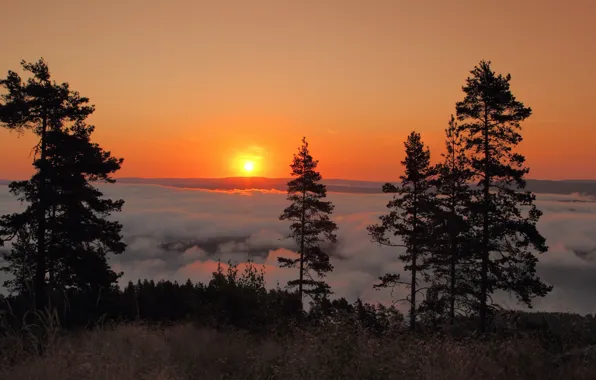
xmin=1 ymin=58 xmax=596 ymax=379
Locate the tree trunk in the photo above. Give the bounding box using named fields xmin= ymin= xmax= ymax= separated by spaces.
xmin=448 ymin=135 xmax=457 ymax=326
xmin=48 ymin=207 xmax=56 ymax=294
xmin=449 ymin=215 xmax=456 ymax=326
xmin=410 ymin=207 xmax=418 ymax=332
xmin=34 ymin=113 xmax=48 ymax=314
xmin=410 ymin=250 xmax=416 ymax=331
xmin=479 ymin=106 xmax=490 ymax=332
xmin=298 ymin=187 xmax=306 ymax=309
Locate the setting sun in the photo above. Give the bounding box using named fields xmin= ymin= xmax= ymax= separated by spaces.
xmin=229 ymin=147 xmax=265 ymax=177
xmin=243 ymin=160 xmax=255 ymax=173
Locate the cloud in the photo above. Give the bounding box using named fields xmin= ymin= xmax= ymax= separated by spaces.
xmin=1 ymin=183 xmax=596 ymax=315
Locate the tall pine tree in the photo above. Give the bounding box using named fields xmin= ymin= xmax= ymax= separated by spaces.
xmin=0 ymin=58 xmax=94 ymax=311
xmin=455 ymin=60 xmax=552 ymax=331
xmin=428 ymin=115 xmax=474 ymax=325
xmin=0 ymin=59 xmax=125 ymax=306
xmin=1 ymin=119 xmax=125 ymax=299
xmin=368 ymin=131 xmax=435 ymax=331
xmin=279 ymin=137 xmax=338 ymax=308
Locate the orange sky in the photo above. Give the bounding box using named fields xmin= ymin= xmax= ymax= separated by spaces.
xmin=0 ymin=0 xmax=595 ymax=181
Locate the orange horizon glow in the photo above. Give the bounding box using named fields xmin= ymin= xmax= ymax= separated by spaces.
xmin=1 ymin=0 xmax=595 ymax=182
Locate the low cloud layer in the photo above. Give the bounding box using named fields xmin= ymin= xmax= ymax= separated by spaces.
xmin=1 ymin=184 xmax=596 ymax=315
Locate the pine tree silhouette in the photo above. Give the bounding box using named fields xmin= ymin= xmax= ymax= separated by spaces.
xmin=455 ymin=60 xmax=552 ymax=331
xmin=0 ymin=58 xmax=94 ymax=312
xmin=0 ymin=59 xmax=125 ymax=312
xmin=368 ymin=131 xmax=436 ymax=331
xmin=279 ymin=137 xmax=338 ymax=308
xmin=428 ymin=115 xmax=475 ymax=325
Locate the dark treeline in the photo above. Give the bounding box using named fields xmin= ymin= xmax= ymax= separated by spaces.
xmin=0 ymin=260 xmax=403 ymax=337
xmin=0 ymin=57 xmax=565 ymax=347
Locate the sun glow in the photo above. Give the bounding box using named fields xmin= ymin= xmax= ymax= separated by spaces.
xmin=230 ymin=146 xmax=265 ymax=177
xmin=243 ymin=160 xmax=255 ymax=173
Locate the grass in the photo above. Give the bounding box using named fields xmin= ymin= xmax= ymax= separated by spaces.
xmin=2 ymin=321 xmax=596 ymax=380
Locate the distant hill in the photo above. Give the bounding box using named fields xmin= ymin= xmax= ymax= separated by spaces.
xmin=111 ymin=177 xmax=596 ymax=196
xmin=2 ymin=177 xmax=595 ymax=196
xmin=113 ymin=177 xmax=386 ymax=194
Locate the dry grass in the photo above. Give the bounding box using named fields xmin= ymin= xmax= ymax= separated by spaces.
xmin=1 ymin=322 xmax=596 ymax=380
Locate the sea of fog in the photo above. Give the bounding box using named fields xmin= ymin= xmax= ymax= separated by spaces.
xmin=1 ymin=183 xmax=596 ymax=315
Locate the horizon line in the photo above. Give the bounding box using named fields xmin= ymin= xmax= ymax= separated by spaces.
xmin=114 ymin=176 xmax=596 ymax=182
xmin=2 ymin=176 xmax=596 ymax=183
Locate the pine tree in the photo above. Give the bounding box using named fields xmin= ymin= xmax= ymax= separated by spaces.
xmin=368 ymin=131 xmax=435 ymax=331
xmin=1 ymin=121 xmax=125 ymax=298
xmin=279 ymin=137 xmax=338 ymax=308
xmin=428 ymin=115 xmax=475 ymax=324
xmin=122 ymin=281 xmax=140 ymax=321
xmin=0 ymin=59 xmax=125 ymax=308
xmin=455 ymin=60 xmax=552 ymax=331
xmin=0 ymin=58 xmax=94 ymax=311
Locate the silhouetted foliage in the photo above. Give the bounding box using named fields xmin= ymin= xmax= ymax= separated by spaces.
xmin=1 ymin=122 xmax=125 ymax=298
xmin=202 ymin=260 xmax=303 ymax=333
xmin=0 ymin=58 xmax=95 ymax=312
xmin=368 ymin=131 xmax=436 ymax=331
xmin=279 ymin=137 xmax=339 ymax=307
xmin=426 ymin=115 xmax=475 ymax=325
xmin=0 ymin=259 xmax=408 ymax=340
xmin=455 ymin=60 xmax=552 ymax=331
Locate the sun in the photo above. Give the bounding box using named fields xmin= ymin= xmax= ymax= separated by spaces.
xmin=243 ymin=160 xmax=255 ymax=173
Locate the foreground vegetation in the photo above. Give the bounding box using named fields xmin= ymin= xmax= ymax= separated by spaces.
xmin=3 ymin=319 xmax=596 ymax=380
xmin=2 ymin=261 xmax=596 ymax=379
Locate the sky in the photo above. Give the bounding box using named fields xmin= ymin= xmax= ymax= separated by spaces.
xmin=3 ymin=183 xmax=596 ymax=315
xmin=0 ymin=0 xmax=595 ymax=181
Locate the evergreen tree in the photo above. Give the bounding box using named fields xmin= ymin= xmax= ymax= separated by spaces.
xmin=0 ymin=58 xmax=94 ymax=311
xmin=368 ymin=131 xmax=435 ymax=331
xmin=428 ymin=115 xmax=475 ymax=324
xmin=121 ymin=281 xmax=140 ymax=321
xmin=455 ymin=60 xmax=552 ymax=331
xmin=0 ymin=61 xmax=125 ymax=308
xmin=1 ymin=121 xmax=125 ymax=298
xmin=279 ymin=137 xmax=338 ymax=308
